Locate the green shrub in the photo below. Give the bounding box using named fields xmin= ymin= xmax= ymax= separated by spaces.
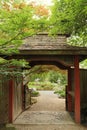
xmin=29 ymin=72 xmax=48 ymax=82
xmin=48 ymin=70 xmax=67 ymax=85
xmin=31 ymin=91 xmax=40 ymax=97
xmin=28 ymin=81 xmax=56 ymax=90
xmin=28 ymin=70 xmax=67 ymax=86
xmin=54 ymin=89 xmax=65 ymax=98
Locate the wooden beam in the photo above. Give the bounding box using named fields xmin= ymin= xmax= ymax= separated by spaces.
xmin=9 ymin=79 xmax=14 ymax=123
xmin=74 ymin=55 xmax=80 ymax=123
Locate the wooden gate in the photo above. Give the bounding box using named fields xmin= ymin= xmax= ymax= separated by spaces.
xmin=13 ymin=77 xmax=23 ymax=121
xmin=0 ymin=75 xmax=9 ymax=124
xmin=68 ymin=69 xmax=87 ymax=113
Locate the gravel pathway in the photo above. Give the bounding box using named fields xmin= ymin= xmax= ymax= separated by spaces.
xmin=29 ymin=91 xmax=65 ymax=111
xmin=13 ymin=91 xmax=87 ymax=130
xmin=14 ymin=91 xmax=74 ymax=124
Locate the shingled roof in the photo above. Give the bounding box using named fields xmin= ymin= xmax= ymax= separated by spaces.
xmin=19 ymin=34 xmax=87 ymax=55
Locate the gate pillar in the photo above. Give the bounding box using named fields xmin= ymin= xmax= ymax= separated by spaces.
xmin=67 ymin=68 xmax=72 ymax=112
xmin=74 ymin=55 xmax=80 ymax=123
xmin=9 ymin=79 xmax=14 ymax=123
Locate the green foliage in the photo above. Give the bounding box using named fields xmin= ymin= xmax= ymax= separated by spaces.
xmin=28 ymin=69 xmax=67 ymax=98
xmin=54 ymin=89 xmax=65 ymax=98
xmin=0 ymin=1 xmax=48 ymax=54
xmin=9 ymin=59 xmax=29 ymax=68
xmin=31 ymin=91 xmax=40 ymax=97
xmin=28 ymin=69 xmax=67 ymax=91
xmin=0 ymin=58 xmax=29 ymax=81
xmin=48 ymin=71 xmax=59 ymax=83
xmin=28 ymin=82 xmax=55 ymax=90
xmin=29 ymin=72 xmax=49 ymax=82
xmin=29 ymin=67 xmax=67 ymax=85
xmin=80 ymin=59 xmax=87 ymax=69
xmin=53 ymin=83 xmax=65 ymax=98
xmin=0 ymin=1 xmax=48 ymax=81
xmin=50 ymin=0 xmax=87 ymax=46
xmin=40 ymin=82 xmax=54 ymax=90
xmin=49 ymin=70 xmax=67 ymax=84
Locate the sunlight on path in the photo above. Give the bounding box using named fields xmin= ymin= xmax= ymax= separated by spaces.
xmin=14 ymin=91 xmax=73 ymax=125
xmin=29 ymin=91 xmax=65 ymax=111
xmin=13 ymin=91 xmax=87 ymax=130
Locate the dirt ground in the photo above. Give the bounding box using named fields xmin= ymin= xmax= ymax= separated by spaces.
xmin=29 ymin=91 xmax=65 ymax=111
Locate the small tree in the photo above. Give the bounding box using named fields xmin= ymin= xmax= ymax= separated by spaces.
xmin=0 ymin=0 xmax=49 ymax=54
xmin=0 ymin=0 xmax=49 ymax=79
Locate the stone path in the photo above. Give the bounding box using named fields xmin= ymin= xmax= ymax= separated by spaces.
xmin=14 ymin=111 xmax=74 ymax=125
xmin=13 ymin=91 xmax=87 ymax=130
xmin=13 ymin=124 xmax=87 ymax=130
xmin=28 ymin=91 xmax=65 ymax=111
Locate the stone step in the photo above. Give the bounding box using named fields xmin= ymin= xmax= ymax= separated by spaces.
xmin=12 ymin=111 xmax=87 ymax=130
xmin=14 ymin=124 xmax=87 ymax=130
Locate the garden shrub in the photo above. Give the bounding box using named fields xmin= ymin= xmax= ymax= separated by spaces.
xmin=54 ymin=87 xmax=65 ymax=98
xmin=31 ymin=91 xmax=40 ymax=97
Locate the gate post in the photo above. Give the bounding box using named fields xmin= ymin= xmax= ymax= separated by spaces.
xmin=22 ymin=76 xmax=25 ymax=111
xmin=9 ymin=79 xmax=14 ymax=123
xmin=67 ymin=68 xmax=72 ymax=112
xmin=74 ymin=55 xmax=80 ymax=123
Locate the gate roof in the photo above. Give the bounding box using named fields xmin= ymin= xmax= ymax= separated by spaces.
xmin=19 ymin=34 xmax=87 ymax=56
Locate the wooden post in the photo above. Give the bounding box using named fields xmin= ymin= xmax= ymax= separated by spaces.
xmin=74 ymin=55 xmax=80 ymax=123
xmin=9 ymin=79 xmax=14 ymax=123
xmin=22 ymin=76 xmax=25 ymax=111
xmin=67 ymin=68 xmax=72 ymax=112
xmin=66 ymin=85 xmax=68 ymax=111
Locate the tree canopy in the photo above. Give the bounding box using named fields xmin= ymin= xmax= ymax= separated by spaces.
xmin=0 ymin=0 xmax=49 ymax=55
xmin=0 ymin=0 xmax=87 ymax=68
xmin=0 ymin=0 xmax=50 ymax=76
xmin=1 ymin=0 xmax=87 ymax=51
xmin=50 ymin=0 xmax=87 ymax=46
